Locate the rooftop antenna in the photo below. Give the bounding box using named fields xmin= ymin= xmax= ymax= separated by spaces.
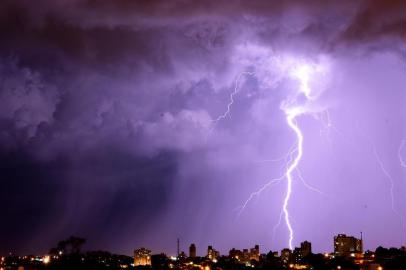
xmin=360 ymin=231 xmax=364 ymax=253
xmin=177 ymin=238 xmax=180 ymax=259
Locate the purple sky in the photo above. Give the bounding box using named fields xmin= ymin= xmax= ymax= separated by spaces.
xmin=1 ymin=0 xmax=406 ymax=256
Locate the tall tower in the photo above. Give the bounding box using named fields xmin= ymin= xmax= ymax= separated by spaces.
xmin=177 ymin=238 xmax=180 ymax=259
xmin=207 ymin=245 xmax=213 ymax=259
xmin=300 ymin=241 xmax=312 ymax=257
xmin=189 ymin=243 xmax=196 ymax=258
xmin=360 ymin=232 xmax=363 ymax=252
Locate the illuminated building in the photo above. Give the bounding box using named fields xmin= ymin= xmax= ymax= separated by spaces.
xmin=178 ymin=251 xmax=187 ymax=261
xmin=134 ymin=248 xmax=151 ymax=266
xmin=229 ymin=248 xmax=243 ymax=261
xmin=300 ymin=241 xmax=311 ymax=257
xmin=281 ymin=248 xmax=292 ymax=264
xmin=229 ymin=246 xmax=259 ymax=263
xmin=242 ymin=249 xmax=249 ymax=262
xmin=334 ymin=234 xmax=363 ymax=256
xmin=249 ymin=245 xmax=260 ymax=261
xmin=207 ymin=246 xmax=214 ymax=260
xmin=293 ymin=247 xmax=302 ymax=263
xmin=189 ymin=244 xmax=196 ymax=258
xmin=207 ymin=246 xmax=219 ymax=261
xmin=292 ymin=241 xmax=312 ymax=264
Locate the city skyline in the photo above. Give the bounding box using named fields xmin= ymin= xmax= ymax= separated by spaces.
xmin=3 ymin=233 xmax=402 ymax=270
xmin=0 ymin=232 xmax=394 ymax=258
xmin=136 ymin=233 xmax=362 ymax=257
xmin=1 ymin=0 xmax=406 ymax=257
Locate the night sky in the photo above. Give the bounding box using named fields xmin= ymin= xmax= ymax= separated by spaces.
xmin=1 ymin=0 xmax=406 ymax=256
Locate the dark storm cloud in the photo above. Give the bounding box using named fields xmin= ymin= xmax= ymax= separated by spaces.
xmin=0 ymin=1 xmax=182 ymax=253
xmin=342 ymin=0 xmax=406 ymax=42
xmin=1 ymin=0 xmax=406 ymax=255
xmin=334 ymin=0 xmax=406 ymax=57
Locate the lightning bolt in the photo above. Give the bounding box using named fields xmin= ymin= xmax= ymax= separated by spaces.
xmin=296 ymin=168 xmax=325 ymax=196
xmin=236 ymin=175 xmax=285 ymax=218
xmin=212 ymin=71 xmax=255 ymax=124
xmin=274 ymin=61 xmax=324 ymax=249
xmin=237 ymin=149 xmax=296 ymax=217
xmin=215 ymin=57 xmax=328 ymax=250
xmin=269 ymin=109 xmax=326 ymax=249
xmin=372 ymin=144 xmax=403 ymax=220
xmin=237 ymin=105 xmax=314 ymax=250
xmin=272 ymin=209 xmax=285 ymax=243
xmin=399 ymin=139 xmax=406 ymax=168
xmin=353 ymin=129 xmax=404 ymax=224
xmin=319 ymin=109 xmax=334 ymax=144
xmin=282 ymin=111 xmax=303 ymax=249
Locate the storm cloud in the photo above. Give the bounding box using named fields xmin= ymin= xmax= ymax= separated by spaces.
xmin=1 ymin=0 xmax=406 ymax=256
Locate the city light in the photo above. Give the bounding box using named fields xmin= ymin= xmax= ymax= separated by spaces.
xmin=43 ymin=255 xmax=50 ymax=264
xmin=0 ymin=237 xmax=402 ymax=270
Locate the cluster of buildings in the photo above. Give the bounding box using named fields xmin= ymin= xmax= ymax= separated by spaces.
xmin=1 ymin=233 xmax=401 ymax=270
xmin=132 ymin=234 xmax=388 ymax=269
xmin=229 ymin=244 xmax=260 ymax=262
xmin=280 ymin=241 xmax=312 ymax=265
xmin=134 ymin=243 xmax=261 ymax=266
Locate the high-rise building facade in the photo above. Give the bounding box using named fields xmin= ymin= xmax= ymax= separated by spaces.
xmin=207 ymin=245 xmax=220 ymax=261
xmin=249 ymin=245 xmax=260 ymax=261
xmin=292 ymin=241 xmax=312 ymax=263
xmin=293 ymin=247 xmax=302 ymax=264
xmin=228 ymin=246 xmax=259 ymax=263
xmin=300 ymin=241 xmax=312 ymax=257
xmin=189 ymin=244 xmax=196 ymax=258
xmin=229 ymin=248 xmax=243 ymax=261
xmin=281 ymin=248 xmax=292 ymax=264
xmin=334 ymin=234 xmax=363 ymax=256
xmin=134 ymin=248 xmax=152 ymax=266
